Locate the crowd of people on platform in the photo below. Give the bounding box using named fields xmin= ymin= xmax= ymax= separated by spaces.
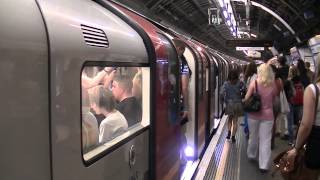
xmin=220 ymin=53 xmax=320 ymax=178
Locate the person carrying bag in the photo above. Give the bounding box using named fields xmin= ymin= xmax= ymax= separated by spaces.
xmin=274 ymin=81 xmax=320 ymax=180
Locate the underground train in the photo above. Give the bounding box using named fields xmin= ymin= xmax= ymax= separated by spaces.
xmin=0 ymin=0 xmax=246 ymax=179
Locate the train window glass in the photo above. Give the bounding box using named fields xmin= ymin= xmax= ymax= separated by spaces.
xmin=206 ymin=67 xmax=209 ymax=91
xmin=81 ymin=66 xmax=150 ymax=162
xmin=157 ymin=33 xmax=180 ymax=124
xmin=198 ymin=59 xmax=203 ymax=98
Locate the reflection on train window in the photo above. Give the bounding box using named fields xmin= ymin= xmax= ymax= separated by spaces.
xmin=81 ymin=66 xmax=150 ymax=162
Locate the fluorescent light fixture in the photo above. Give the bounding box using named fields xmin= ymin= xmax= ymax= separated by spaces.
xmin=223 ymin=10 xmax=228 ymax=18
xmin=218 ymin=0 xmax=224 ymax=7
xmin=251 ymin=33 xmax=257 ymax=38
xmin=226 ymin=20 xmax=231 ymax=26
xmin=227 ymin=3 xmax=232 ymax=13
xmin=273 ymin=24 xmax=282 ymax=31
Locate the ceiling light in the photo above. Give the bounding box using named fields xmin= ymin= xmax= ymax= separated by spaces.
xmin=218 ymin=0 xmax=224 ymax=7
xmin=227 ymin=20 xmax=231 ymax=26
xmin=223 ymin=10 xmax=228 ymax=18
xmin=251 ymin=33 xmax=257 ymax=38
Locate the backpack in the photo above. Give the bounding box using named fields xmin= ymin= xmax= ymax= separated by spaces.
xmin=290 ymin=82 xmax=304 ymax=105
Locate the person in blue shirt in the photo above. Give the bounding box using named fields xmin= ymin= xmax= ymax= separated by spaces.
xmin=221 ymin=70 xmax=244 ymax=142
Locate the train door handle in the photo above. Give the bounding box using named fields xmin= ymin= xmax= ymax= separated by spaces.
xmin=129 ymin=145 xmax=136 ymax=168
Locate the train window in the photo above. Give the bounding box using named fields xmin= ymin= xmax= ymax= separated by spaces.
xmin=81 ymin=66 xmax=150 ymax=162
xmin=157 ymin=33 xmax=180 ymax=124
xmin=198 ymin=59 xmax=203 ymax=98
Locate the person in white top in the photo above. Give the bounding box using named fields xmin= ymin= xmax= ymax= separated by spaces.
xmin=91 ymin=86 xmax=128 ymax=143
xmin=82 ymin=90 xmax=99 ymax=151
xmin=286 ymin=54 xmax=320 ymax=179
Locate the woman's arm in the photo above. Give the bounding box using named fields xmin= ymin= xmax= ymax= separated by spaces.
xmin=294 ymin=86 xmax=315 ymax=150
xmin=243 ymin=80 xmax=254 ymax=101
xmin=286 ymin=85 xmax=316 ymax=170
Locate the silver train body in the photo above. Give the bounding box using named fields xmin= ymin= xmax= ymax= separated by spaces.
xmin=0 ymin=0 xmax=243 ymax=179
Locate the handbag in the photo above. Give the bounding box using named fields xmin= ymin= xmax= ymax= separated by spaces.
xmin=273 ymin=83 xmax=319 ymax=179
xmin=280 ymin=90 xmax=290 ymax=114
xmin=243 ymin=80 xmax=261 ymax=112
xmin=272 ymin=147 xmax=305 ymax=180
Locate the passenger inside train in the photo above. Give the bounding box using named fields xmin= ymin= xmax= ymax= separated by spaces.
xmin=81 ymin=66 xmax=143 ymax=152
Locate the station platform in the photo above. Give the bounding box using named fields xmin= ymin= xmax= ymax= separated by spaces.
xmin=193 ymin=115 xmax=292 ymax=180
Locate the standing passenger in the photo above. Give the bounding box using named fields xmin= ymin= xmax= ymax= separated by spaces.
xmin=221 ymin=70 xmax=243 ymax=142
xmin=297 ymin=59 xmax=311 ymax=88
xmin=173 ymin=39 xmax=191 ymax=123
xmin=244 ymin=63 xmax=277 ymax=172
xmin=305 ymin=61 xmax=314 ymax=82
xmin=112 ymin=74 xmax=142 ymax=127
xmin=91 ymin=86 xmax=128 ymax=143
xmin=243 ymin=62 xmax=257 ymax=138
xmin=286 ymin=54 xmax=320 ymax=180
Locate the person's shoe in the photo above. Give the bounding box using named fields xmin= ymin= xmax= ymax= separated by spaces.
xmin=259 ymin=169 xmax=269 ymax=174
xmin=231 ymin=136 xmax=236 ymax=143
xmin=226 ymin=131 xmax=231 ymax=140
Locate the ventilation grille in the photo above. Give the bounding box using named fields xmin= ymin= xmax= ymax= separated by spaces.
xmin=81 ymin=24 xmax=109 ymax=48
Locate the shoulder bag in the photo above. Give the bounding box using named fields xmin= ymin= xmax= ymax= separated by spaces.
xmin=243 ymin=80 xmax=261 ymax=112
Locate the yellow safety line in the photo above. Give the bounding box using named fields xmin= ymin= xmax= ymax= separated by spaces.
xmin=214 ymin=141 xmax=230 ymax=180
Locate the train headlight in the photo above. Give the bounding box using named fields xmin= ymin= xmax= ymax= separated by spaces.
xmin=184 ymin=146 xmax=194 ymax=157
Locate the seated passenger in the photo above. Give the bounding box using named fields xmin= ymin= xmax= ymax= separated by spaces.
xmin=112 ymin=74 xmax=142 ymax=127
xmin=91 ymin=86 xmax=128 ymax=143
xmin=82 ymin=91 xmax=99 ymax=151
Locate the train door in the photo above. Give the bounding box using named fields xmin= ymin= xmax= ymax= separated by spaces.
xmin=198 ymin=51 xmax=210 ymax=144
xmin=181 ymin=44 xmax=198 ymax=160
xmin=154 ymin=33 xmax=181 ymax=180
xmin=210 ymin=53 xmax=220 ymax=121
xmin=195 ymin=49 xmax=207 ymax=157
xmin=37 ymin=0 xmax=152 ymax=179
xmin=204 ymin=52 xmax=217 ymax=136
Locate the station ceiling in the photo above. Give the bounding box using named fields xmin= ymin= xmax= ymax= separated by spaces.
xmin=114 ymin=0 xmax=320 ymax=59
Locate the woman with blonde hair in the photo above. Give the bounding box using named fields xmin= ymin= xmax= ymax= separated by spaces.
xmin=244 ymin=63 xmax=278 ymax=172
xmin=286 ymin=54 xmax=320 ymax=180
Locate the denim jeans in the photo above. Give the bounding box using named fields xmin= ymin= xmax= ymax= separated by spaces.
xmin=287 ymin=104 xmax=302 ymax=140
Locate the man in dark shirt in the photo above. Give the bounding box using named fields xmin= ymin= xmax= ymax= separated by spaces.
xmin=111 ymin=74 xmax=142 ymax=127
xmin=173 ymin=39 xmax=191 ymax=125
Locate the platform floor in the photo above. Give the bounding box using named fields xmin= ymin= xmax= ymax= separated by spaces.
xmin=195 ymin=116 xmax=292 ymax=180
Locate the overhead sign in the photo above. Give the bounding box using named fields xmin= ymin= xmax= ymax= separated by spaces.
xmin=247 ymin=50 xmax=261 ymax=58
xmin=236 ymin=47 xmax=264 ymax=51
xmin=226 ymin=40 xmax=273 ymax=47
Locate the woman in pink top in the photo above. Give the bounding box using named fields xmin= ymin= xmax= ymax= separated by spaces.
xmin=243 ymin=63 xmax=277 ymax=172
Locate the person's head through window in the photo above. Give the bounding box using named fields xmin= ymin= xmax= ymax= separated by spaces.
xmin=173 ymin=39 xmax=186 ymax=57
xmin=111 ymin=74 xmax=133 ymax=102
xmin=91 ymin=86 xmax=116 ymax=115
xmin=132 ymin=71 xmax=142 ymax=102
